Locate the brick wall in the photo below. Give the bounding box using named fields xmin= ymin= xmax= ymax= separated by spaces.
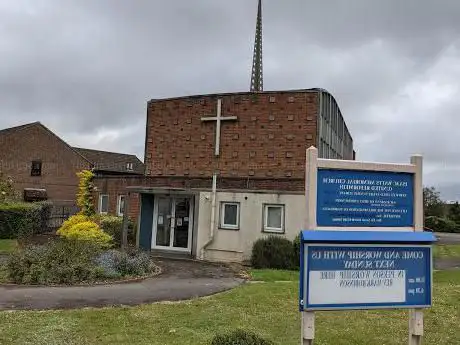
xmin=0 ymin=123 xmax=91 ymax=202
xmin=93 ymin=176 xmax=141 ymax=220
xmin=145 ymin=90 xmax=319 ymax=180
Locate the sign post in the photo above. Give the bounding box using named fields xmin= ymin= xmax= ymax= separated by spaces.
xmin=300 ymin=146 xmax=436 ymax=345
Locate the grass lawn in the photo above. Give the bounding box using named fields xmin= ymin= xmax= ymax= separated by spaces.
xmin=0 ymin=240 xmax=17 ymax=254
xmin=0 ymin=270 xmax=458 ymax=345
xmin=433 ymin=244 xmax=460 ymax=259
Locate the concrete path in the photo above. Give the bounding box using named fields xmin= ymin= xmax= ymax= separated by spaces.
xmin=0 ymin=259 xmax=245 ymax=311
xmin=435 ymin=232 xmax=460 ymax=244
xmin=0 ymin=277 xmax=243 ymax=311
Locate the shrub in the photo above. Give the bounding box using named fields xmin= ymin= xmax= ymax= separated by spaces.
xmin=0 ymin=173 xmax=18 ymax=203
xmin=98 ymin=215 xmax=136 ymax=246
xmin=292 ymin=233 xmax=301 ymax=269
xmin=94 ymin=247 xmax=152 ymax=277
xmin=251 ymin=235 xmax=297 ymax=270
xmin=6 ymin=239 xmax=105 ymax=285
xmin=57 ymin=214 xmax=91 ymax=236
xmin=210 ymin=329 xmax=274 ymax=345
xmin=58 ymin=221 xmax=113 ymax=248
xmin=76 ymin=170 xmax=95 ymax=217
xmin=425 ymin=216 xmax=460 ymax=233
xmin=0 ymin=201 xmax=52 ymax=239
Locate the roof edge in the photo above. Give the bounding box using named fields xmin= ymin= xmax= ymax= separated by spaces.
xmin=148 ymin=88 xmax=324 ymax=104
xmin=72 ymin=146 xmax=144 ymax=165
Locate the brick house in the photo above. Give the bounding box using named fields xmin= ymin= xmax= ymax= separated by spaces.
xmin=0 ymin=122 xmax=144 ymax=213
xmin=105 ymin=88 xmax=355 ymax=263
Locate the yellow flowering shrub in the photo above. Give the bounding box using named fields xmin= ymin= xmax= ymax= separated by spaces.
xmin=56 ymin=214 xmax=90 ymax=236
xmin=59 ymin=221 xmax=113 ymax=248
xmin=76 ymin=170 xmax=95 ymax=217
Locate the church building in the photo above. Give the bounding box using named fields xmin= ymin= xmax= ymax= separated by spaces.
xmin=96 ymin=1 xmax=356 ymax=263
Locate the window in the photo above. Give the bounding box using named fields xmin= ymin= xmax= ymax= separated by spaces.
xmin=220 ymin=202 xmax=240 ymax=230
xmin=263 ymin=204 xmax=285 ymax=233
xmin=31 ymin=160 xmax=42 ymax=176
xmin=99 ymin=194 xmax=109 ymax=214
xmin=117 ymin=195 xmax=125 ymax=217
xmin=126 ymin=163 xmax=134 ymax=171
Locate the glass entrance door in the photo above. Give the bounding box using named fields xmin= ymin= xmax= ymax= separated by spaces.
xmin=152 ymin=196 xmax=192 ymax=252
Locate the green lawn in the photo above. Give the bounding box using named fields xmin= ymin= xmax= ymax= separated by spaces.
xmin=0 ymin=240 xmax=17 ymax=254
xmin=433 ymin=244 xmax=460 ymax=259
xmin=0 ymin=270 xmax=458 ymax=345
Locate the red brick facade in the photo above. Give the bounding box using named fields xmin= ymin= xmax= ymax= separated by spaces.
xmin=0 ymin=123 xmax=91 ymax=202
xmin=145 ymin=90 xmax=318 ymax=181
xmin=92 ymin=89 xmax=355 ymax=220
xmin=93 ymin=176 xmax=141 ymax=220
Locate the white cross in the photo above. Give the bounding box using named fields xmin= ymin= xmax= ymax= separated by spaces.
xmin=201 ymin=98 xmax=238 ymax=156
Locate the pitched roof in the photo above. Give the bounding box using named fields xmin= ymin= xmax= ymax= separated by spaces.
xmin=73 ymin=147 xmax=144 ymax=175
xmin=0 ymin=121 xmax=41 ymax=136
xmin=0 ymin=121 xmax=93 ymax=164
xmin=0 ymin=121 xmax=144 ymax=175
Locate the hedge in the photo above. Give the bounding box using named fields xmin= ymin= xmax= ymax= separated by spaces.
xmin=0 ymin=201 xmax=52 ymax=239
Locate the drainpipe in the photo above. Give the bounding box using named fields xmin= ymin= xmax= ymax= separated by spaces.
xmin=200 ymin=172 xmax=217 ymax=260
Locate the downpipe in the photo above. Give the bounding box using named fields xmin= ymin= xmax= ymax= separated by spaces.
xmin=200 ymin=172 xmax=217 ymax=260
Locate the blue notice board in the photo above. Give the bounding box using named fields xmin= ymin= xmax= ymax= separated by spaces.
xmin=299 ymin=231 xmax=435 ymax=311
xmin=316 ymin=169 xmax=414 ymax=227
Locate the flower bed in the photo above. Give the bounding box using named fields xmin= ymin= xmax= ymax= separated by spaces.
xmin=2 ymin=239 xmax=160 ymax=286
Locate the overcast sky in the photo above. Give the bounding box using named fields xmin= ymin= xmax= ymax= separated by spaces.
xmin=1 ymin=0 xmax=459 ymax=200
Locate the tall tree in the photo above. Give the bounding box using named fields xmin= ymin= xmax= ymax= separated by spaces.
xmin=448 ymin=201 xmax=460 ymax=223
xmin=423 ymin=186 xmax=445 ymax=218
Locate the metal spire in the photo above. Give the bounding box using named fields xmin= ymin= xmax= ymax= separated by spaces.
xmin=250 ymin=0 xmax=263 ymax=92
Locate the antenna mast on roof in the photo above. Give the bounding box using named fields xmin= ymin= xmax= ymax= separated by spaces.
xmin=250 ymin=0 xmax=263 ymax=92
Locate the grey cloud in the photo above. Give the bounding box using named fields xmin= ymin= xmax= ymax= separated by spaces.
xmin=1 ymin=0 xmax=460 ymax=199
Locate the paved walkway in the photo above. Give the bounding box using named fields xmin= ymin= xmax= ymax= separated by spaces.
xmin=0 ymin=259 xmax=245 ymax=311
xmin=435 ymin=232 xmax=460 ymax=244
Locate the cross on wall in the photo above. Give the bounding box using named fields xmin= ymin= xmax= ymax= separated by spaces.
xmin=201 ymin=99 xmax=238 ymax=157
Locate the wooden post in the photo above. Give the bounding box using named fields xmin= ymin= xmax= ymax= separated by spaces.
xmin=302 ymin=147 xmax=318 ymax=345
xmin=409 ymin=154 xmax=424 ymax=345
xmin=302 ymin=312 xmax=315 ymax=345
xmin=409 ymin=309 xmax=424 ymax=345
xmin=121 ymin=192 xmax=130 ymax=250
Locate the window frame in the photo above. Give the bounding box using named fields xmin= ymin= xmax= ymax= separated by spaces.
xmin=99 ymin=194 xmax=109 ymax=215
xmin=219 ymin=201 xmax=240 ymax=230
xmin=126 ymin=163 xmax=134 ymax=171
xmin=31 ymin=160 xmax=42 ymax=176
xmin=262 ymin=203 xmax=285 ymax=234
xmin=117 ymin=194 xmax=126 ymax=217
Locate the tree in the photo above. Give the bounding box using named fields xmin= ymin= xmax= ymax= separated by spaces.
xmin=423 ymin=186 xmax=445 ymax=218
xmin=448 ymin=201 xmax=460 ymax=224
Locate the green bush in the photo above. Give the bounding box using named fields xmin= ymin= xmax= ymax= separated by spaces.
xmin=98 ymin=215 xmax=136 ymax=246
xmin=7 ymin=239 xmax=105 ymax=285
xmin=210 ymin=329 xmax=274 ymax=345
xmin=425 ymin=216 xmax=460 ymax=233
xmin=0 ymin=201 xmax=52 ymax=239
xmin=293 ymin=233 xmax=301 ymax=269
xmin=251 ymin=235 xmax=297 ymax=270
